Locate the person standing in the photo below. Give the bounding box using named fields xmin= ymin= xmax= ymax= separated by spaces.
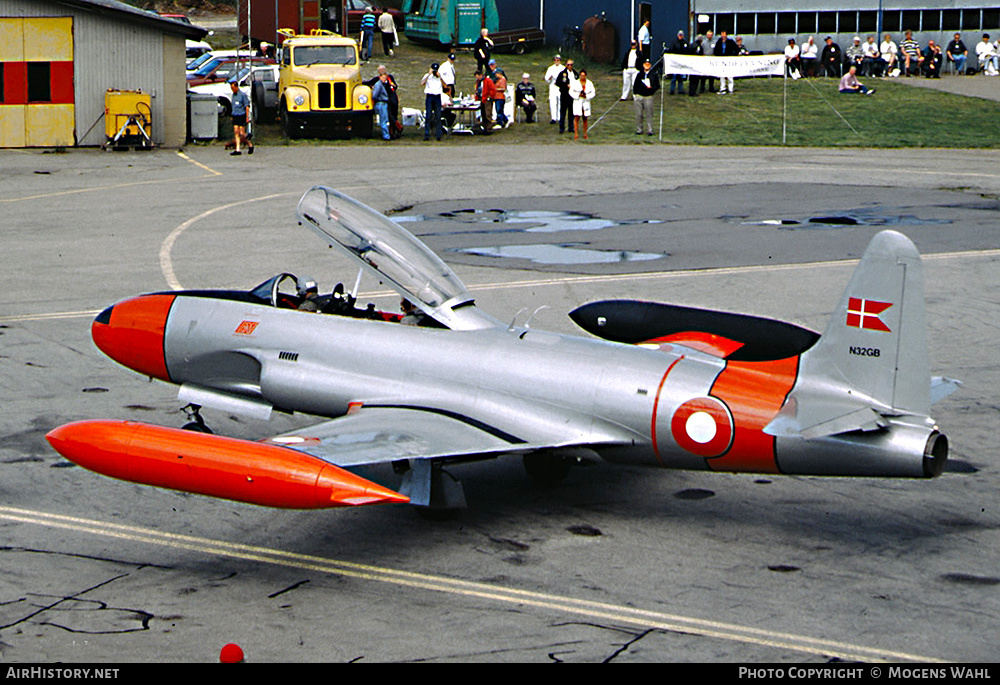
xmin=637 ymin=19 xmax=652 ymax=62
xmin=714 ymin=30 xmax=738 ymax=94
xmin=439 ymin=52 xmax=457 ymax=96
xmin=492 ymin=67 xmax=508 ymax=128
xmin=359 ymin=8 xmax=376 ymax=61
xmin=668 ymin=31 xmax=688 ymax=95
xmin=474 ymin=28 xmax=493 ymax=73
xmin=555 ymin=58 xmax=578 ymax=134
xmin=701 ymin=30 xmax=716 ymax=92
xmin=475 ymin=69 xmax=496 ymax=134
xmin=569 ymin=68 xmax=595 ymax=139
xmin=421 ymin=62 xmax=444 ymax=140
xmin=688 ymin=35 xmax=704 ymax=96
xmin=621 ymin=40 xmax=640 ymax=100
xmin=372 ymin=71 xmax=391 ymax=140
xmin=544 ymin=55 xmax=563 ymax=123
xmin=632 ymin=58 xmax=659 ymax=135
xmin=377 ymin=9 xmax=397 ymax=57
xmin=229 ymin=81 xmax=253 ymax=155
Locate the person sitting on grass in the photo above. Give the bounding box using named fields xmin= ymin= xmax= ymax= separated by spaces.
xmin=838 ymin=65 xmax=875 ymax=94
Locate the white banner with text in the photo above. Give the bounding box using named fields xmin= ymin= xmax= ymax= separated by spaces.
xmin=662 ymin=54 xmax=784 ymax=78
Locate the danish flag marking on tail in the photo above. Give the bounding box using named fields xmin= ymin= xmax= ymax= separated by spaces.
xmin=846 ymin=298 xmax=892 ymax=332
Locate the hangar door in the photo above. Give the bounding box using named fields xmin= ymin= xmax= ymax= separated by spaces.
xmin=0 ymin=17 xmax=75 ymax=147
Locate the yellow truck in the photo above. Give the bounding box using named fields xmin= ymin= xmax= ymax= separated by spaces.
xmin=276 ymin=29 xmax=373 ymax=138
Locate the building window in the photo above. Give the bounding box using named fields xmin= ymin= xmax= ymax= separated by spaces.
xmin=942 ymin=9 xmax=961 ymax=31
xmin=859 ymin=11 xmax=877 ymax=34
xmin=715 ymin=13 xmax=735 ymax=35
xmin=984 ymin=9 xmax=999 ymax=30
xmin=923 ymin=10 xmax=941 ymax=31
xmin=883 ymin=11 xmax=901 ymax=33
xmin=757 ymin=13 xmax=776 ymax=34
xmin=961 ymin=9 xmax=979 ymax=30
xmin=838 ymin=11 xmax=856 ymax=34
xmin=817 ymin=11 xmax=837 ymax=34
xmin=798 ymin=12 xmax=816 ymax=34
xmin=26 ymin=62 xmax=50 ymax=103
xmin=902 ymin=10 xmax=921 ymax=31
xmin=736 ymin=13 xmax=755 ymax=37
xmin=777 ymin=11 xmax=795 ymax=35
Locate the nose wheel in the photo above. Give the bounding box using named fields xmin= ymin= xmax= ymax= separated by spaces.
xmin=180 ymin=404 xmax=213 ymax=434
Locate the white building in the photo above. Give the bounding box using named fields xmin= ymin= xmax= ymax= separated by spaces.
xmin=690 ymin=1 xmax=998 ymax=57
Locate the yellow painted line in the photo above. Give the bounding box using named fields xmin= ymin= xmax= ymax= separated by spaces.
xmin=0 ymin=309 xmax=101 ymax=324
xmin=0 ymin=506 xmax=943 ymax=663
xmin=176 ymin=151 xmax=222 ymax=176
xmin=0 ymin=152 xmax=220 ymax=204
xmin=160 ymin=192 xmax=295 ymax=290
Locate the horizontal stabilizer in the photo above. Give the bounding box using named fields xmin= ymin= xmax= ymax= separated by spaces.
xmin=765 ymin=399 xmax=888 ymax=438
xmin=930 ymin=377 xmax=962 ymax=404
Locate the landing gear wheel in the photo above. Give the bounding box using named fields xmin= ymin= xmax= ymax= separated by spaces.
xmin=180 ymin=404 xmax=213 ymax=434
xmin=182 ymin=421 xmax=213 ymax=434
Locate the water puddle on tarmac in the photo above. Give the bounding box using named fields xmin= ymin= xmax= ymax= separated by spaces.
xmin=739 ymin=211 xmax=952 ymax=228
xmin=395 ymin=208 xmax=668 ymax=265
xmin=446 ymin=243 xmax=664 ymax=265
xmin=394 ymin=208 xmax=664 ymax=235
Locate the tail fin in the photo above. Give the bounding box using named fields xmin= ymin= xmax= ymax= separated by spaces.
xmin=766 ymin=230 xmax=930 ymax=438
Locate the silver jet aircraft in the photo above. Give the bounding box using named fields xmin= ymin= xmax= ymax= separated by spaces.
xmin=46 ymin=187 xmax=959 ymax=510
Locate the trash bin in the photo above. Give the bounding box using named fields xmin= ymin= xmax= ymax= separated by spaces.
xmin=188 ymin=92 xmax=219 ymax=141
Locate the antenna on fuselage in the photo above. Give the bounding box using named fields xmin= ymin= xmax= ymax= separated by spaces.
xmin=350 ymin=267 xmax=363 ymax=300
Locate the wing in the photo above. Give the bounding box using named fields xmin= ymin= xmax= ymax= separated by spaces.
xmin=263 ymin=405 xmax=636 ymax=508
xmin=263 ymin=405 xmax=535 ymax=467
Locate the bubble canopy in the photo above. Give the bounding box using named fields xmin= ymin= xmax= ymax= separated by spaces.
xmin=296 ymin=186 xmax=497 ymax=330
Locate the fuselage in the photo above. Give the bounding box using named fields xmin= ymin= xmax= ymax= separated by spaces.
xmin=92 ymin=290 xmax=945 ymax=478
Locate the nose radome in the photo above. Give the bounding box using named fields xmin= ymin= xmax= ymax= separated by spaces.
xmin=91 ymin=294 xmax=175 ymax=382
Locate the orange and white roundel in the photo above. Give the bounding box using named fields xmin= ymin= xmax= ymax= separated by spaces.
xmin=670 ymin=396 xmax=734 ymax=458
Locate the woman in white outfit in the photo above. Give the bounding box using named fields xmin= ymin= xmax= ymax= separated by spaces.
xmin=569 ymin=68 xmax=596 ymax=139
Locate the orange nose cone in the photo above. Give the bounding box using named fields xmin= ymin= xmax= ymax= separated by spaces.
xmin=92 ymin=294 xmax=175 ymax=381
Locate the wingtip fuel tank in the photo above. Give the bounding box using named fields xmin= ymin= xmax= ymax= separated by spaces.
xmin=46 ymin=421 xmax=409 ymax=508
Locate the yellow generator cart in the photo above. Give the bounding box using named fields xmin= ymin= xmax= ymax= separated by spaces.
xmin=104 ymin=89 xmax=152 ymax=150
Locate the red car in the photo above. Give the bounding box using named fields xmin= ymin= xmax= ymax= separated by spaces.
xmin=345 ymin=0 xmax=404 ymax=34
xmin=186 ymin=56 xmax=275 ymax=87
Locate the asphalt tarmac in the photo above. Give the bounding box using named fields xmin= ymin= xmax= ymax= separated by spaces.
xmin=1 ymin=144 xmax=998 ymax=663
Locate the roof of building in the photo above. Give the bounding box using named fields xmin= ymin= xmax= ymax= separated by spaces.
xmin=54 ymin=0 xmax=208 ymax=39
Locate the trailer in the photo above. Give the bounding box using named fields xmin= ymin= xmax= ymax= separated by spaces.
xmin=401 ymin=0 xmax=542 ymax=53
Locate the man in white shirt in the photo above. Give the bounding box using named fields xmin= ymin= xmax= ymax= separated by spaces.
xmin=543 ymin=54 xmax=564 ymax=124
xmin=879 ymin=33 xmax=898 ymax=76
xmin=621 ymin=40 xmax=639 ymax=100
xmin=421 ymin=62 xmax=444 ymax=140
xmin=638 ymin=20 xmax=652 ymax=62
xmin=801 ymin=36 xmax=819 ymax=77
xmin=439 ymin=52 xmax=456 ymax=95
xmin=862 ymin=35 xmax=880 ymax=76
xmin=976 ymin=34 xmax=998 ymax=74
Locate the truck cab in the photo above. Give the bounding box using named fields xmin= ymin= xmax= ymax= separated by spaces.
xmin=276 ymin=29 xmax=374 ymax=138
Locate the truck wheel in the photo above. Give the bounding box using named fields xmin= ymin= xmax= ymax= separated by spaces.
xmin=217 ymin=97 xmax=231 ymax=118
xmin=279 ymin=103 xmax=298 ymax=139
xmin=354 ymin=113 xmax=374 ymax=139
